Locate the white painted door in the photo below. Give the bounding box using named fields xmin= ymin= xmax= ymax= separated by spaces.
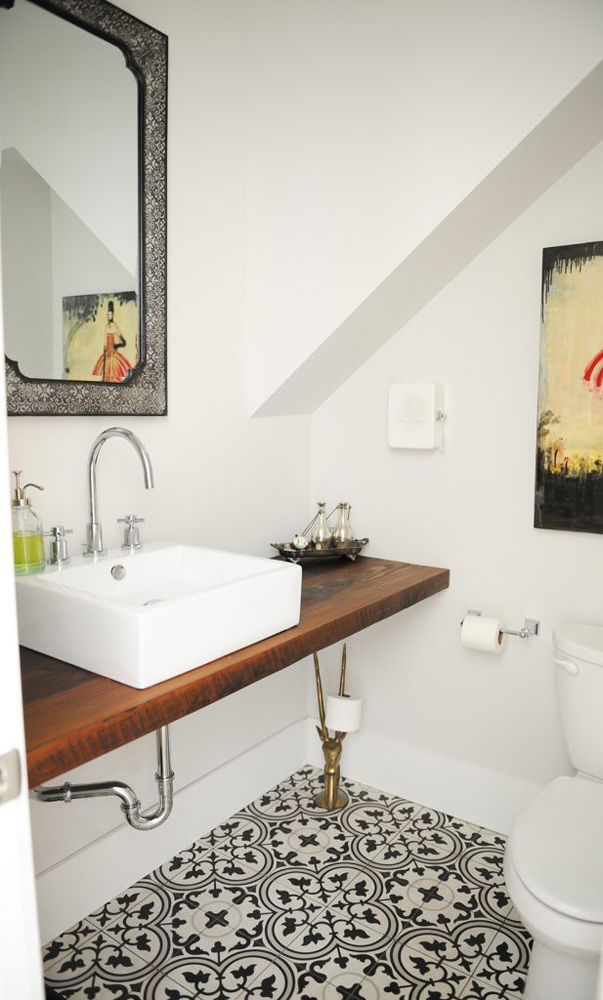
xmin=0 ymin=229 xmax=44 ymax=996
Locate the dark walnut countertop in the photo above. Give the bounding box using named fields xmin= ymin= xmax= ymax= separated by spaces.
xmin=20 ymin=556 xmax=449 ymax=786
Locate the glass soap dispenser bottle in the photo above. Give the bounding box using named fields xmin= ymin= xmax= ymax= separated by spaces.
xmin=11 ymin=471 xmax=45 ymax=575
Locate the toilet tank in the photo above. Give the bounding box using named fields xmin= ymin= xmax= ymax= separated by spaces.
xmin=554 ymin=623 xmax=603 ymax=779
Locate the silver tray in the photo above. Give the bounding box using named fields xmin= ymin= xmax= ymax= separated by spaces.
xmin=271 ymin=538 xmax=369 ymax=564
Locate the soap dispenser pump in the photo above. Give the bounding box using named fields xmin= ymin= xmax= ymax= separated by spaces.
xmin=11 ymin=471 xmax=45 ymax=575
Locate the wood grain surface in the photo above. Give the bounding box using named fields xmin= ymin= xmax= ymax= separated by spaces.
xmin=21 ymin=556 xmax=449 ymax=786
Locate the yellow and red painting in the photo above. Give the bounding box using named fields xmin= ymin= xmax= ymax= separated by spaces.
xmin=63 ymin=291 xmax=138 ymax=383
xmin=536 ymin=242 xmax=603 ymax=533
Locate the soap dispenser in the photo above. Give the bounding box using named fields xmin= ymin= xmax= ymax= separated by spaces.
xmin=11 ymin=471 xmax=45 ymax=575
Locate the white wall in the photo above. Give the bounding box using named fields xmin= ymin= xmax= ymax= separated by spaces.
xmin=311 ymin=138 xmax=603 ymax=793
xmin=6 ymin=0 xmax=312 ymax=940
xmin=246 ymin=0 xmax=603 ymax=412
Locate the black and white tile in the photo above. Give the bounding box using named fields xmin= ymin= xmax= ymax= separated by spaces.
xmin=44 ymin=766 xmax=531 ymax=998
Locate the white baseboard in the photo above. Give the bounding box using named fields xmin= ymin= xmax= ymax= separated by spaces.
xmin=306 ymin=719 xmax=542 ymax=835
xmin=37 ymin=716 xmax=543 ymax=944
xmin=36 ymin=718 xmax=309 ymax=945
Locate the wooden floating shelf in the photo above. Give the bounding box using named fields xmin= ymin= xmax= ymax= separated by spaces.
xmin=20 ymin=556 xmax=449 ymax=786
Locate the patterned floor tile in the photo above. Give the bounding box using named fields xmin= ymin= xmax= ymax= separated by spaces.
xmin=89 ymin=885 xmax=156 ymax=933
xmin=44 ymin=920 xmax=191 ymax=999
xmin=166 ymin=950 xmax=297 ymax=999
xmin=244 ymin=767 xmax=322 ymax=823
xmin=44 ymin=766 xmax=531 ymax=1000
xmin=269 ymin=770 xmax=425 ymax=872
xmin=338 ymin=799 xmax=419 ymax=866
xmin=269 ymin=891 xmax=399 ymax=964
xmin=151 ymin=809 xmax=267 ymax=870
xmin=393 ymin=920 xmax=504 ymax=978
xmin=295 ymin=950 xmax=382 ymax=996
xmin=295 ymin=971 xmax=370 ymax=999
xmin=373 ymin=809 xmax=507 ymax=892
xmin=258 ymin=862 xmax=368 ymax=914
xmin=262 ymin=814 xmax=354 ymax=872
xmin=388 ymin=867 xmax=513 ymax=935
xmin=150 ymin=843 xmax=274 ymax=893
xmin=100 ymin=878 xmax=268 ymax=969
xmin=452 ymin=841 xmax=507 ymax=892
xmin=192 ymin=813 xmax=259 ymax=852
xmin=461 ymin=923 xmax=532 ymax=998
xmin=176 ymin=814 xmax=270 ymax=870
xmin=460 ymin=985 xmax=516 ymax=1000
xmin=369 ymin=944 xmax=471 ymax=997
xmin=378 ymin=823 xmax=466 ymax=876
xmin=446 ymin=818 xmax=506 ymax=851
xmin=43 ymin=919 xmax=103 ymax=971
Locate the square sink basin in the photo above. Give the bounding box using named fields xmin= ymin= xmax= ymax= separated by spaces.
xmin=15 ymin=544 xmax=302 ymax=688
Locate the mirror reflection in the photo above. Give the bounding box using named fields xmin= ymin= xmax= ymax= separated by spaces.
xmin=0 ymin=0 xmax=139 ymax=383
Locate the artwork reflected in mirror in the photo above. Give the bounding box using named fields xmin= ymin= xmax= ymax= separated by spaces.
xmin=63 ymin=293 xmax=137 ymax=383
xmin=1 ymin=0 xmax=167 ymax=416
xmin=535 ymin=241 xmax=603 ymax=534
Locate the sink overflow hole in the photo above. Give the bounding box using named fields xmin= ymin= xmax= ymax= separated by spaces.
xmin=143 ymin=598 xmax=165 ymax=606
xmin=111 ymin=565 xmax=126 ymax=581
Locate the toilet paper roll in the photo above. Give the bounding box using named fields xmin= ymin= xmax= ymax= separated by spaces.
xmin=325 ymin=694 xmax=362 ymax=732
xmin=461 ymin=615 xmax=506 ymax=654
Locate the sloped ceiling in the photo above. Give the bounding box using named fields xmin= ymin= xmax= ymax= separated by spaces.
xmin=252 ymin=60 xmax=603 ymax=417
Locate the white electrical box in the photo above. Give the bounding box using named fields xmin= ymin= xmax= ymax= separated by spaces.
xmin=388 ymin=383 xmax=445 ymax=450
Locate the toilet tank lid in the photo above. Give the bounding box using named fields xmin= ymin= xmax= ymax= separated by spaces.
xmin=554 ymin=622 xmax=603 ymax=666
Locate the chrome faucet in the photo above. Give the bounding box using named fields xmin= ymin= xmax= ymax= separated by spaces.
xmin=84 ymin=427 xmax=154 ymax=557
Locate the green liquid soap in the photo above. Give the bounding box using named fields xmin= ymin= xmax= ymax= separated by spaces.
xmin=13 ymin=532 xmax=46 ymax=575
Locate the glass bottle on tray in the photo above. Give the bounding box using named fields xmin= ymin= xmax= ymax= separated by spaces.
xmin=311 ymin=501 xmax=333 ymax=550
xmin=332 ymin=502 xmax=354 ymax=547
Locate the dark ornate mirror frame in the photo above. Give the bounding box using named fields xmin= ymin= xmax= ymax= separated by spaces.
xmin=3 ymin=0 xmax=167 ymax=416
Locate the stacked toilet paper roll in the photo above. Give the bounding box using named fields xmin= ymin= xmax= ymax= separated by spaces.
xmin=325 ymin=694 xmax=362 ymax=732
xmin=461 ymin=615 xmax=506 ymax=654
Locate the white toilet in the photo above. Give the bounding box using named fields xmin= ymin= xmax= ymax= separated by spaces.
xmin=505 ymin=623 xmax=603 ymax=1000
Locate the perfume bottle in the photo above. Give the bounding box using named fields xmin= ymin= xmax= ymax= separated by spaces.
xmin=311 ymin=501 xmax=333 ymax=550
xmin=11 ymin=471 xmax=45 ymax=575
xmin=332 ymin=502 xmax=354 ymax=547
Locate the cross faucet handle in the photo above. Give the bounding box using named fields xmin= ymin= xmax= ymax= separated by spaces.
xmin=44 ymin=525 xmax=73 ymax=565
xmin=118 ymin=514 xmax=145 ymax=550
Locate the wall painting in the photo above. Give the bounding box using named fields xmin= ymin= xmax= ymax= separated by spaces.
xmin=536 ymin=242 xmax=603 ymax=533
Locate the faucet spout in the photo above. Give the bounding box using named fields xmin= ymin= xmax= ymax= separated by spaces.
xmin=85 ymin=427 xmax=154 ymax=557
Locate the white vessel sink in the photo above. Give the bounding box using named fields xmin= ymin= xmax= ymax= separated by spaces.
xmin=15 ymin=544 xmax=302 ymax=688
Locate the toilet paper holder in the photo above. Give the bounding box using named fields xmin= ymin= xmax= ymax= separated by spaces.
xmin=463 ymin=609 xmax=540 ymax=639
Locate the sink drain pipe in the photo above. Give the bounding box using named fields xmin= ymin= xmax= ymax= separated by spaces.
xmin=32 ymin=726 xmax=174 ymax=831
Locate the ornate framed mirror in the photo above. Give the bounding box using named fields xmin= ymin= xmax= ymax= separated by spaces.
xmin=1 ymin=0 xmax=167 ymax=415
